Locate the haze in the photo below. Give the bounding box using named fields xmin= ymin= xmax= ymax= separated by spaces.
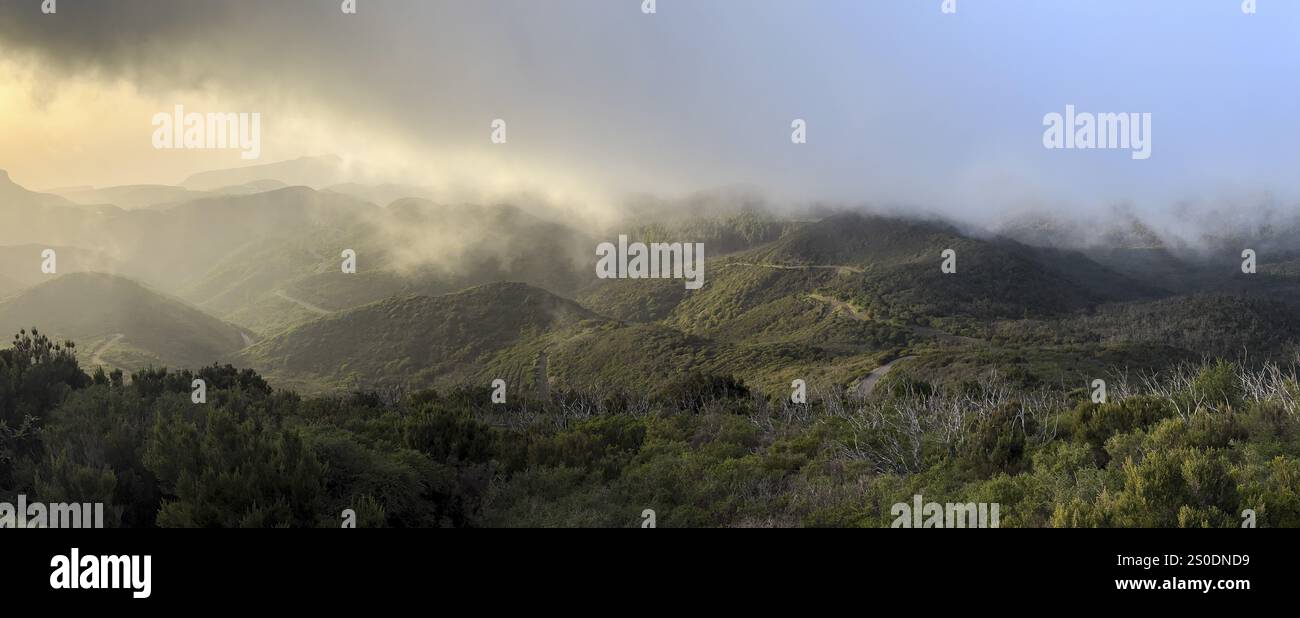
xmin=1 ymin=0 xmax=1298 ymax=224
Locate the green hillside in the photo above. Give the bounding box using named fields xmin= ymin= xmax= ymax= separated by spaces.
xmin=0 ymin=244 xmax=124 ymax=290
xmin=232 ymin=211 xmax=1204 ymax=398
xmin=235 ymin=282 xmax=603 ymax=392
xmin=0 ymin=273 xmax=22 ymax=300
xmin=988 ymin=294 xmax=1300 ymax=358
xmin=603 ymin=213 xmax=1155 ymax=349
xmin=0 ymin=273 xmax=251 ymax=372
xmin=181 ymin=200 xmax=599 ymax=336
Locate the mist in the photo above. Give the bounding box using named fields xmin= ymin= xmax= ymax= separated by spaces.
xmin=1 ymin=1 xmax=1298 ymax=223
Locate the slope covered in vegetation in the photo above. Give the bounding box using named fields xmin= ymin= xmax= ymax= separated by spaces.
xmin=4 ymin=329 xmax=1300 ymax=528
xmin=0 ymin=274 xmax=250 ymax=372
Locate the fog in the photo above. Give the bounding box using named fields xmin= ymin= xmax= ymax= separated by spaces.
xmin=2 ymin=0 xmax=1300 ymax=244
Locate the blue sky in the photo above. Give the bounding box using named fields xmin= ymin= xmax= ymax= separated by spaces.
xmin=579 ymin=0 xmax=1300 ymax=213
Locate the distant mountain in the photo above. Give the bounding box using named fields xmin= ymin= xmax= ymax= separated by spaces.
xmin=0 ymin=273 xmax=252 ymax=371
xmin=209 ymin=179 xmax=289 ymax=196
xmin=2 ymin=169 xmax=605 ymax=339
xmin=14 ymin=161 xmax=1297 ymax=398
xmin=997 ymin=208 xmax=1168 ymax=251
xmin=995 ymin=207 xmax=1300 ymax=296
xmin=182 ymin=199 xmax=598 ymax=336
xmin=0 ymin=244 xmax=124 ymax=290
xmin=745 ymin=212 xmax=968 ymax=267
xmin=0 ymin=172 xmax=381 ymax=295
xmin=0 ymin=273 xmax=22 ymax=300
xmin=645 ymin=213 xmax=1152 ymax=339
xmin=324 ymin=183 xmax=435 ymax=206
xmin=0 ymin=169 xmax=77 ymax=209
xmin=48 ymin=184 xmax=207 ymax=210
xmin=49 ymin=180 xmax=297 ymax=211
xmin=623 ymin=209 xmax=801 ymax=256
xmin=180 ymin=155 xmax=347 ymax=190
xmin=574 ymin=212 xmax=1175 ymax=398
xmin=235 ymin=282 xmax=601 ymax=392
xmin=0 ymin=171 xmax=115 ymax=248
xmin=994 ymin=212 xmax=1088 ymax=249
xmin=109 ymin=186 xmax=377 ymax=291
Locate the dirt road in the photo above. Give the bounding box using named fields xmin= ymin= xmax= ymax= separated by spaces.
xmin=274 ymin=289 xmax=333 ymax=315
xmin=88 ymin=333 xmax=125 ymax=367
xmin=722 ymin=261 xmax=865 ymax=276
xmin=854 ymin=355 xmax=917 ymax=397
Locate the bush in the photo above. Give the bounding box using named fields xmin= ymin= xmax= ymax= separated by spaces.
xmin=656 ymin=372 xmax=750 ymax=412
xmin=960 ymin=403 xmax=1037 ymax=478
xmin=1072 ymin=396 xmax=1174 ymax=462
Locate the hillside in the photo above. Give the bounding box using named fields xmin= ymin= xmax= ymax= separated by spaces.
xmin=0 ymin=171 xmax=121 ymax=248
xmin=235 ymin=282 xmax=603 ymax=392
xmin=614 ymin=213 xmax=1156 ymax=345
xmin=986 ymin=294 xmax=1300 ymax=359
xmin=182 ymin=199 xmax=599 ymax=336
xmin=49 ymin=184 xmax=207 ymax=210
xmin=573 ymin=211 xmax=1215 ymax=397
xmin=0 ymin=273 xmax=252 ymax=371
xmin=180 ymin=155 xmax=347 ymax=190
xmin=800 ymin=215 xmax=1157 ymax=322
xmin=0 ymin=244 xmax=124 ymax=291
xmin=3 ymin=164 xmax=1288 ymax=401
xmin=0 ymin=173 xmax=376 ymax=294
xmin=0 ymin=169 xmax=77 ymax=209
xmin=0 ymin=273 xmax=22 ymax=300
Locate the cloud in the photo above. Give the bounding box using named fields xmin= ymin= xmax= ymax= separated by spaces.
xmin=2 ymin=0 xmax=1300 ymax=230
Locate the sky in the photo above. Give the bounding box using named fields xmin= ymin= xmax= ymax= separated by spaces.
xmin=1 ymin=0 xmax=1298 ymax=222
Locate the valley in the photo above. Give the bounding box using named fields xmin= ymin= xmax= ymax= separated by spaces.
xmin=5 ymin=0 xmax=1300 ymax=535
xmin=4 ymin=163 xmax=1300 ymax=397
xmin=4 ymin=160 xmax=1300 ymax=530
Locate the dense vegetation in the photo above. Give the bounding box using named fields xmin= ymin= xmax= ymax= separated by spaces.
xmin=8 ymin=184 xmax=1300 ymax=528
xmin=5 ymin=328 xmax=1300 ymax=528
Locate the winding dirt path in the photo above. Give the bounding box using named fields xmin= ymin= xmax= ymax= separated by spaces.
xmin=855 ymin=355 xmax=917 ymax=397
xmin=724 ymin=262 xmax=981 ymax=397
xmin=274 ymin=289 xmax=333 ymax=315
xmin=798 ymin=293 xmax=977 ymax=397
xmin=804 ymin=293 xmax=979 ymax=345
xmin=806 ymin=293 xmax=871 ymax=321
xmin=88 ymin=333 xmax=125 ymax=367
xmin=722 ymin=261 xmax=864 ymax=276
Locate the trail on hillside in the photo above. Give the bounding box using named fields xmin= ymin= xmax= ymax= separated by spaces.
xmin=722 ymin=261 xmax=865 ymax=275
xmin=800 ymin=293 xmax=980 ymax=397
xmin=239 ymin=332 xmax=255 ymax=348
xmin=855 ymin=355 xmax=917 ymax=397
xmin=807 ymin=293 xmax=871 ymax=321
xmin=804 ymin=293 xmax=981 ymax=345
xmin=274 ymin=289 xmax=333 ymax=315
xmin=88 ymin=333 xmax=125 ymax=367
